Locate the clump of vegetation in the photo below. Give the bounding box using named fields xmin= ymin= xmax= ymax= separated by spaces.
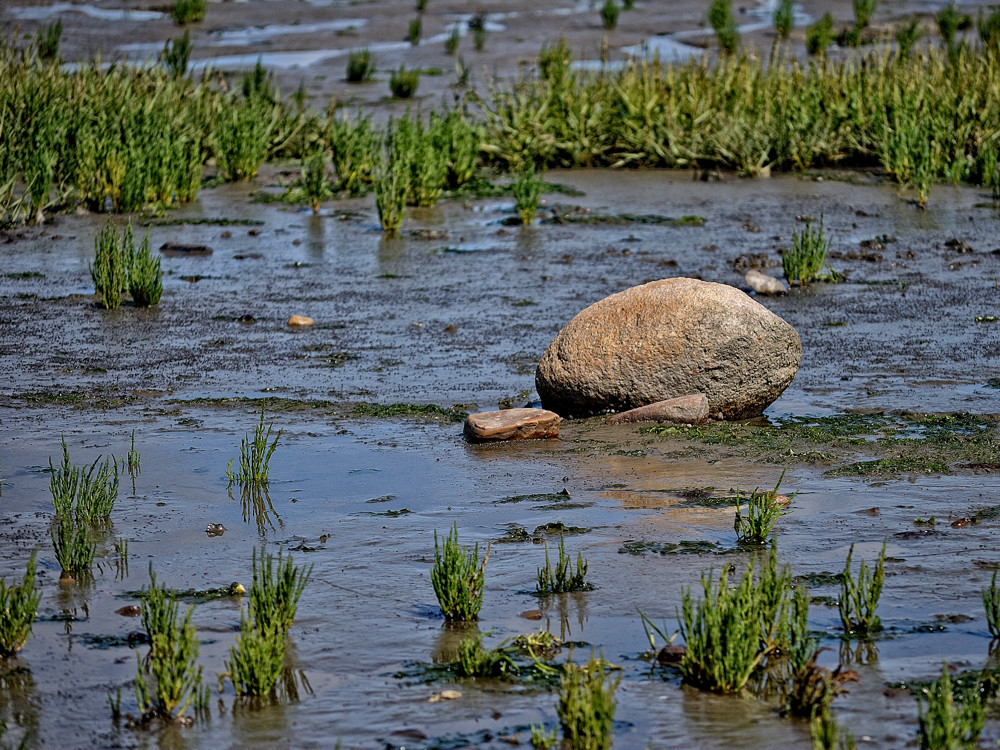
xmin=346 ymin=48 xmax=376 ymax=83
xmin=445 ymin=26 xmax=461 ymax=56
xmin=51 ymin=515 xmax=96 ymax=578
xmin=49 ymin=436 xmax=120 ymax=522
xmin=162 ymin=30 xmax=192 ymax=78
xmin=170 ymin=0 xmax=207 ymax=25
xmin=983 ymin=569 xmax=1000 ymax=639
xmin=227 ymin=409 xmax=282 ymax=487
xmin=853 ymin=0 xmax=878 ymax=31
xmin=90 ymin=221 xmax=129 ymax=309
xmin=126 ymin=227 xmax=162 ymax=307
xmin=773 ymin=0 xmax=793 ymax=40
xmin=0 ymin=551 xmax=40 ymax=658
xmin=374 ymin=152 xmax=408 ymax=234
xmin=806 ymin=13 xmax=835 ymax=55
xmin=223 ymin=549 xmax=311 ymax=697
xmin=917 ymin=662 xmax=985 ymax=749
xmin=431 ymin=523 xmax=489 ymax=622
xmin=784 ymin=215 xmax=833 ymax=286
xmin=839 ymin=540 xmax=886 ymax=635
xmin=389 ymin=66 xmax=419 ymax=99
xmin=733 ymin=471 xmax=791 ymax=545
xmin=34 ymin=19 xmax=62 ymax=61
xmin=536 ymin=534 xmax=590 ymax=594
xmin=811 ymin=702 xmax=857 ymax=750
xmin=895 ymin=18 xmax=923 ymax=59
xmin=557 ymin=653 xmax=620 ymax=750
xmin=469 ymin=12 xmax=487 ymax=50
xmin=213 ymin=88 xmax=276 ymax=181
xmin=708 ymin=0 xmax=739 ymax=54
xmin=328 ymin=113 xmax=379 ymax=195
xmin=601 ymin=0 xmax=619 ymax=31
xmin=408 ymin=16 xmax=422 ymax=46
xmin=512 ymin=161 xmax=543 ymax=225
xmin=135 ymin=567 xmax=208 ymax=721
xmin=678 ymin=545 xmax=791 ymax=693
xmin=453 ymin=631 xmax=518 ymax=678
xmin=299 ymin=148 xmax=332 ymax=213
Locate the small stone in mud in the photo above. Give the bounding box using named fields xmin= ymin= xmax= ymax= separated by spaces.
xmin=159 ymin=242 xmax=213 ymax=256
xmin=236 ymin=314 xmax=256 ymax=324
xmin=944 ymin=238 xmax=974 ymax=253
xmin=116 ymin=605 xmax=141 ymax=617
xmin=606 ymin=394 xmax=709 ymax=425
xmin=520 ymin=609 xmax=544 ymax=620
xmin=428 ymin=689 xmax=462 ymax=702
xmin=288 ymin=314 xmax=314 ymax=326
xmin=463 ymin=408 xmax=560 ymax=442
xmin=206 ymin=523 xmax=226 ymax=537
xmin=248 ymin=229 xmax=261 ymax=236
xmin=220 ymin=231 xmax=232 ymax=239
xmin=745 ymin=269 xmax=788 ymax=295
xmin=731 ymin=252 xmax=777 ymax=272
xmin=657 ymin=645 xmax=685 ymax=664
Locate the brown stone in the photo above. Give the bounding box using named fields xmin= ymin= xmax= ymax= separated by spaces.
xmin=463 ymin=408 xmax=560 ymax=442
xmin=605 ymin=393 xmax=709 ymax=425
xmin=159 ymin=242 xmax=213 ymax=256
xmin=288 ymin=314 xmax=314 ymax=326
xmin=536 ymin=278 xmax=801 ymax=419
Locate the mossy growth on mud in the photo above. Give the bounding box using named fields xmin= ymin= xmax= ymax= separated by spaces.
xmin=646 ymin=411 xmax=1000 ymax=477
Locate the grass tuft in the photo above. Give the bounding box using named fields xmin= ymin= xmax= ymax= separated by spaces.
xmin=733 ymin=471 xmax=792 ymax=545
xmin=839 ymin=540 xmax=886 ymax=635
xmin=346 ymin=48 xmax=376 ymax=83
xmin=784 ymin=215 xmax=834 ymax=286
xmin=0 ymin=551 xmax=40 ymax=658
xmin=536 ymin=534 xmax=590 ymax=594
xmin=431 ymin=523 xmax=489 ymax=622
xmin=557 ymin=653 xmax=620 ymax=750
xmin=227 ymin=409 xmax=282 ymax=487
xmin=170 ymin=0 xmax=207 ymax=25
xmin=917 ymin=662 xmax=985 ymax=749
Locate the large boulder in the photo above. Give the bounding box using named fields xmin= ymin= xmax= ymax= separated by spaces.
xmin=535 ymin=278 xmax=801 ymax=419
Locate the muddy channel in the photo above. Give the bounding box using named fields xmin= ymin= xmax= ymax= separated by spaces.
xmin=0 ymin=166 xmax=999 ymax=749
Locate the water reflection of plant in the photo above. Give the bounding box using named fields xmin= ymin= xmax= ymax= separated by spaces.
xmin=917 ymin=662 xmax=985 ymax=750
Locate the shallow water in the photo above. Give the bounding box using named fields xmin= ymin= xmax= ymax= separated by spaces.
xmin=1 ymin=170 xmax=1000 ymax=748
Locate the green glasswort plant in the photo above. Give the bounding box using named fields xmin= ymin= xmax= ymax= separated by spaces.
xmin=127 ymin=429 xmax=140 ymax=478
xmin=135 ymin=567 xmax=205 ymax=721
xmin=774 ymin=0 xmax=793 ymax=40
xmin=162 ymin=30 xmax=192 ymax=78
xmin=853 ymin=0 xmax=878 ymax=30
xmin=224 ymin=549 xmax=311 ymax=697
xmin=531 ymin=724 xmax=558 ymax=749
xmin=213 ymin=94 xmax=275 ymax=181
xmin=453 ymin=631 xmax=518 ymax=678
xmin=733 ymin=471 xmax=791 ymax=545
xmin=784 ymin=214 xmax=833 ymax=285
xmin=536 ymin=534 xmax=589 ymax=594
xmin=917 ymin=662 xmax=985 ymax=750
xmin=896 ymin=18 xmax=923 ymax=59
xmin=709 ymin=0 xmax=739 ymax=54
xmin=469 ymin=12 xmax=487 ymax=50
xmin=557 ymin=653 xmax=620 ymax=750
xmin=328 ymin=114 xmax=379 ymax=195
xmin=983 ymin=569 xmax=1000 ymax=638
xmin=811 ymin=702 xmax=857 ymax=750
xmin=839 ymin=540 xmax=886 ymax=634
xmin=227 ymin=409 xmax=282 ymax=487
xmin=126 ymin=227 xmax=162 ymax=307
xmin=389 ymin=66 xmax=419 ymax=99
xmin=678 ymin=545 xmax=792 ymax=693
xmin=345 ymin=48 xmax=376 ymax=83
xmin=49 ymin=436 xmax=120 ymax=522
xmin=91 ymin=221 xmax=129 ymax=309
xmin=601 ymin=0 xmax=619 ymax=30
xmin=431 ymin=523 xmax=489 ymax=621
xmin=408 ymin=16 xmax=422 ymax=46
xmin=301 ymin=147 xmax=332 ymax=213
xmin=34 ymin=19 xmax=62 ymax=61
xmin=170 ymin=0 xmax=207 ymax=25
xmin=51 ymin=515 xmax=96 ymax=578
xmin=512 ymin=161 xmax=543 ymax=226
xmin=0 ymin=551 xmax=40 ymax=658
xmin=445 ymin=25 xmax=461 ymax=55
xmin=806 ymin=13 xmax=835 ymax=55
xmin=373 ymin=153 xmax=409 ymax=234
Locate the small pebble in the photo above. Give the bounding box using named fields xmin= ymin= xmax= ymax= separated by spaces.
xmin=288 ymin=314 xmax=314 ymax=327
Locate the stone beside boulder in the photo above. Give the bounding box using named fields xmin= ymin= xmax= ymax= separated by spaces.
xmin=288 ymin=314 xmax=314 ymax=326
xmin=463 ymin=408 xmax=561 ymax=443
xmin=745 ymin=269 xmax=788 ymax=295
xmin=536 ymin=278 xmax=801 ymax=419
xmin=605 ymin=393 xmax=709 ymax=425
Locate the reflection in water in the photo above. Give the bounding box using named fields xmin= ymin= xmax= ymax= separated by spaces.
xmin=838 ymin=637 xmax=879 ymax=666
xmin=0 ymin=662 xmax=40 ymax=747
xmin=431 ymin=622 xmax=480 ymax=665
xmin=539 ymin=591 xmax=589 ymax=643
xmin=234 ymin=486 xmax=283 ymax=535
xmin=54 ymin=577 xmax=93 ymax=643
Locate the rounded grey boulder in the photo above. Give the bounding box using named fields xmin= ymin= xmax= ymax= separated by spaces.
xmin=535 ymin=278 xmax=801 ymax=419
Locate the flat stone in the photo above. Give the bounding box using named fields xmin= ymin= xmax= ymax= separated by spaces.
xmin=463 ymin=408 xmax=560 ymax=443
xmin=159 ymin=242 xmax=213 ymax=256
xmin=288 ymin=314 xmax=314 ymax=326
xmin=745 ymin=269 xmax=788 ymax=295
xmin=606 ymin=393 xmax=709 ymax=425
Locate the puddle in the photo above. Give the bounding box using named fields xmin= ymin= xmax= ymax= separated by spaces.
xmin=8 ymin=3 xmax=164 ymax=21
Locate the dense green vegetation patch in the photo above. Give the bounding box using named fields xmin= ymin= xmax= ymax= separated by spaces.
xmin=645 ymin=412 xmax=999 ymax=477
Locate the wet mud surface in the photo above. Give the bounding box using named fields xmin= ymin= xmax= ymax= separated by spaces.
xmin=1 ymin=170 xmax=999 ymax=749
xmin=2 ymin=0 xmax=1000 ymax=747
